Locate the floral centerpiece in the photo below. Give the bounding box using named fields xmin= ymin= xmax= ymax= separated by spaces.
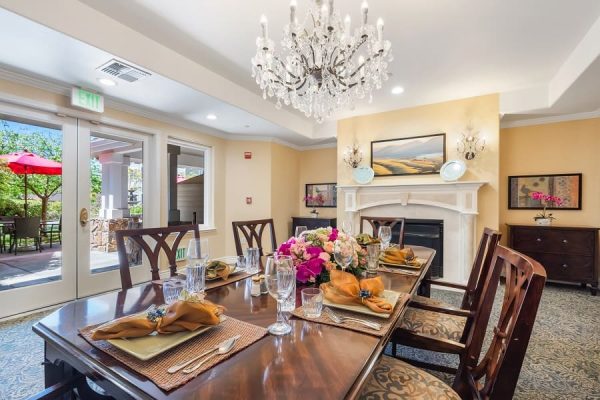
xmin=303 ymin=193 xmax=325 ymax=216
xmin=276 ymin=227 xmax=367 ymax=284
xmin=530 ymin=191 xmax=563 ymax=225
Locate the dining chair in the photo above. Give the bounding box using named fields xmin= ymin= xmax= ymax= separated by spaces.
xmin=359 ymin=216 xmax=406 ymax=247
xmin=40 ymin=216 xmax=61 ymax=248
xmin=389 ymin=228 xmax=501 ymax=374
xmin=10 ymin=216 xmax=42 ymax=255
xmin=115 ymin=224 xmax=200 ymax=290
xmin=360 ymin=245 xmax=546 ymax=400
xmin=232 ymin=218 xmax=277 ymax=258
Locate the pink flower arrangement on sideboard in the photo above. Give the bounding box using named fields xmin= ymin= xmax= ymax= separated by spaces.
xmin=529 ymin=191 xmax=563 ymax=223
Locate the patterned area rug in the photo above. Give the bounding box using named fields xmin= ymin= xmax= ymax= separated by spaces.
xmin=388 ymin=283 xmax=600 ymax=400
xmin=0 ymin=284 xmax=598 ymax=399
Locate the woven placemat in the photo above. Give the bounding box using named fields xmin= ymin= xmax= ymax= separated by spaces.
xmin=377 ymin=266 xmax=420 ymax=276
xmin=292 ymin=293 xmax=411 ymax=337
xmin=79 ymin=316 xmax=267 ymax=391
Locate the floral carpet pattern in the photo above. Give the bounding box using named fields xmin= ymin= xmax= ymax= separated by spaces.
xmin=0 ymin=284 xmax=598 ymax=399
xmin=389 ymin=283 xmax=600 ymax=400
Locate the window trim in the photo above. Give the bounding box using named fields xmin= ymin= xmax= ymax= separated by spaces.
xmin=167 ymin=137 xmax=214 ymax=231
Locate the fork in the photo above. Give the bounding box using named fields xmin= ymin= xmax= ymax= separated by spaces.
xmin=324 ymin=307 xmax=382 ymax=331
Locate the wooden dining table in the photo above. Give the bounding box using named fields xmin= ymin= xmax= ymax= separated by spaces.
xmin=33 ymin=246 xmax=435 ymax=399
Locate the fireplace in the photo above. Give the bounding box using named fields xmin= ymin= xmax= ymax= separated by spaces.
xmin=339 ymin=181 xmax=486 ymax=284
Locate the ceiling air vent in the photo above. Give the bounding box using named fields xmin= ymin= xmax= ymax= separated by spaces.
xmin=97 ymin=59 xmax=151 ymax=83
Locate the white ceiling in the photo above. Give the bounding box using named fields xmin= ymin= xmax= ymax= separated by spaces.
xmin=0 ymin=0 xmax=598 ymax=144
xmin=79 ymin=0 xmax=600 ymax=119
xmin=0 ymin=7 xmax=332 ymax=146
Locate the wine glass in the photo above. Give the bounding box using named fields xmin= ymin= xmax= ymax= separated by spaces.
xmin=341 ymin=219 xmax=353 ymax=235
xmin=264 ymin=256 xmax=295 ymax=335
xmin=294 ymin=225 xmax=308 ymax=238
xmin=333 ymin=239 xmax=353 ymax=272
xmin=378 ymin=226 xmax=392 ymax=250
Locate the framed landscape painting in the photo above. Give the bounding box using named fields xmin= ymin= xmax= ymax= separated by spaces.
xmin=305 ymin=183 xmax=337 ymax=208
xmin=508 ymin=173 xmax=582 ymax=210
xmin=371 ymin=133 xmax=446 ymax=176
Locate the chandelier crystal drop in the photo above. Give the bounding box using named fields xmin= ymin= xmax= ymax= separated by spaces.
xmin=251 ymin=0 xmax=393 ymax=123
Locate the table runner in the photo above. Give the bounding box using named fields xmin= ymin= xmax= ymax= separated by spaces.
xmin=79 ymin=316 xmax=267 ymax=391
xmin=292 ymin=292 xmax=411 ymax=337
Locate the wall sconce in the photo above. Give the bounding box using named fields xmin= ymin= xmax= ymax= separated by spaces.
xmin=343 ymin=143 xmax=363 ymax=168
xmin=457 ymin=125 xmax=485 ymax=160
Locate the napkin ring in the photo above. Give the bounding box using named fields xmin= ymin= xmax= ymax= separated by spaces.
xmin=146 ymin=304 xmax=167 ymax=322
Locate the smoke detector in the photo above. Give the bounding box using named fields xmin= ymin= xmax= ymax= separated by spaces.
xmin=97 ymin=59 xmax=151 ymax=83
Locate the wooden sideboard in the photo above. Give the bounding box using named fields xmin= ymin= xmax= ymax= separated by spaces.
xmin=291 ymin=217 xmax=336 ymax=236
xmin=507 ymin=224 xmax=599 ymax=295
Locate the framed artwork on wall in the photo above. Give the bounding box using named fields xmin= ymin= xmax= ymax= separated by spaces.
xmin=508 ymin=173 xmax=582 ymax=210
xmin=305 ymin=183 xmax=337 ymax=208
xmin=371 ymin=133 xmax=446 ymax=176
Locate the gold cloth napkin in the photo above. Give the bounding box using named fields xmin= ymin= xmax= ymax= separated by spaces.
xmin=91 ymin=300 xmax=224 ymax=340
xmin=206 ymin=260 xmax=232 ymax=280
xmin=320 ymin=270 xmax=393 ymax=314
xmin=380 ymin=247 xmax=417 ymax=265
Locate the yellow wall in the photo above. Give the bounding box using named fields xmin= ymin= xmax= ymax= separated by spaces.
xmin=337 ymin=94 xmax=500 ymax=235
xmin=499 ymin=117 xmax=600 ymax=240
xmin=298 ymin=147 xmax=338 ymax=220
xmin=271 ymin=143 xmax=300 ymax=244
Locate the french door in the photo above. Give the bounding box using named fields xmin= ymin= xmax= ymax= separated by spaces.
xmin=0 ymin=101 xmax=156 ymax=318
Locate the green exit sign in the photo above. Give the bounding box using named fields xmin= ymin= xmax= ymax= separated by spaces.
xmin=71 ymin=87 xmax=104 ymax=113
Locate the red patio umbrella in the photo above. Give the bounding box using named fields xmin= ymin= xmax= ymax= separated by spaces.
xmin=0 ymin=151 xmax=62 ymax=216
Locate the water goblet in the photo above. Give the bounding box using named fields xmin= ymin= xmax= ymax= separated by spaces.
xmin=378 ymin=226 xmax=392 ymax=250
xmin=294 ymin=225 xmax=308 ymax=238
xmin=341 ymin=219 xmax=353 ymax=235
xmin=333 ymin=239 xmax=353 ymax=272
xmin=264 ymin=256 xmax=295 ymax=335
xmin=186 ymin=238 xmax=209 ymax=293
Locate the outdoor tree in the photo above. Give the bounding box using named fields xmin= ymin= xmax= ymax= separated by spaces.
xmin=0 ymin=120 xmax=62 ymax=220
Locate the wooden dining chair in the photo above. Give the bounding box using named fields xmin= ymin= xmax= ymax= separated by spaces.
xmin=360 ymin=245 xmax=546 ymax=400
xmin=232 ymin=218 xmax=277 ymax=258
xmin=389 ymin=228 xmax=501 ymax=373
xmin=359 ymin=216 xmax=406 ymax=247
xmin=115 ymin=224 xmax=199 ymax=290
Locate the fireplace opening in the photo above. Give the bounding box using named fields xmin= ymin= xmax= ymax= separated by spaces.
xmin=395 ymin=219 xmax=444 ymax=279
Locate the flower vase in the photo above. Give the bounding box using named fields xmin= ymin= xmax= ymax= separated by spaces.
xmin=310 ymin=209 xmax=319 ymax=218
xmin=535 ymin=218 xmax=552 ymax=226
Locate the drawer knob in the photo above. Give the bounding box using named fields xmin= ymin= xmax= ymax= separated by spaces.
xmin=562 ymin=239 xmax=568 ymax=244
xmin=562 ymin=263 xmax=568 ymax=268
xmin=536 ymin=238 xmax=542 ymax=242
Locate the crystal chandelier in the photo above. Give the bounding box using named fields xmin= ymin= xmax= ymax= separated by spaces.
xmin=251 ymin=0 xmax=393 ymax=123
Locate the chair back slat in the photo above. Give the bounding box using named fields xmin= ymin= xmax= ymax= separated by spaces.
xmin=462 ymin=228 xmax=502 ymax=310
xmin=232 ymin=219 xmax=277 ymax=257
xmin=115 ymin=224 xmax=200 ymax=290
xmin=453 ymin=245 xmax=546 ymax=399
xmin=359 ymin=216 xmax=406 ymax=248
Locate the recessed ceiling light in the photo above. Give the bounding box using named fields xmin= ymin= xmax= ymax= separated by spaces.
xmin=391 ymin=86 xmax=405 ymax=95
xmin=97 ymin=78 xmax=116 ymax=87
xmin=206 ymin=114 xmax=217 ymax=120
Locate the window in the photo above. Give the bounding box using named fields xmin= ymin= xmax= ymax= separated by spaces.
xmin=167 ymin=139 xmax=212 ymax=229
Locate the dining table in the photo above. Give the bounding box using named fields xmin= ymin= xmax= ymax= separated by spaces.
xmin=33 ymin=245 xmax=435 ymax=399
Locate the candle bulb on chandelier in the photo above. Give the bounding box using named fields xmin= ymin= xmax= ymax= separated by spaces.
xmin=289 ymin=0 xmax=296 ymax=24
xmin=328 ymin=0 xmax=334 ymax=15
xmin=361 ymin=1 xmax=369 ymax=25
xmin=358 ymin=55 xmax=366 ymax=78
xmin=344 ymin=15 xmax=351 ymax=38
xmin=321 ymin=4 xmax=329 ymax=28
xmin=260 ymin=15 xmax=269 ymax=40
xmin=377 ymin=18 xmax=384 ymax=43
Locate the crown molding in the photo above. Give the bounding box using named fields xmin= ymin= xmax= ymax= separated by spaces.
xmin=500 ymin=109 xmax=600 ymax=128
xmin=0 ymin=66 xmax=336 ymax=150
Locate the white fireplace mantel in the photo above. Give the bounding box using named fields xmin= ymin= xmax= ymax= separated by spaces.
xmin=338 ymin=181 xmax=487 ymax=283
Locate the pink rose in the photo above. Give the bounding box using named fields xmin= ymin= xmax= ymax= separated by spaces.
xmin=323 ymin=241 xmax=334 ymax=253
xmin=319 ymin=252 xmax=330 ymax=262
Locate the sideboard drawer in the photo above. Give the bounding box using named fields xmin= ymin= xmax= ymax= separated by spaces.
xmin=512 ymin=228 xmax=595 ymax=256
xmin=531 ymin=253 xmax=594 ymax=282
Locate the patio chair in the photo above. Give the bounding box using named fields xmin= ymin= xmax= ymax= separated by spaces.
xmin=0 ymin=216 xmax=14 ymax=253
xmin=40 ymin=216 xmax=61 ymax=248
xmin=10 ymin=216 xmax=42 ymax=255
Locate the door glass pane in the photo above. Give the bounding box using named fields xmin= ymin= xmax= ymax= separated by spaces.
xmin=89 ymin=133 xmax=143 ymax=273
xmin=0 ymin=118 xmax=62 ymax=290
xmin=167 ymin=143 xmax=205 ymax=226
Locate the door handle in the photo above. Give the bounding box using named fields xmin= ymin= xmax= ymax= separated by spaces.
xmin=80 ymin=208 xmax=89 ymax=227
